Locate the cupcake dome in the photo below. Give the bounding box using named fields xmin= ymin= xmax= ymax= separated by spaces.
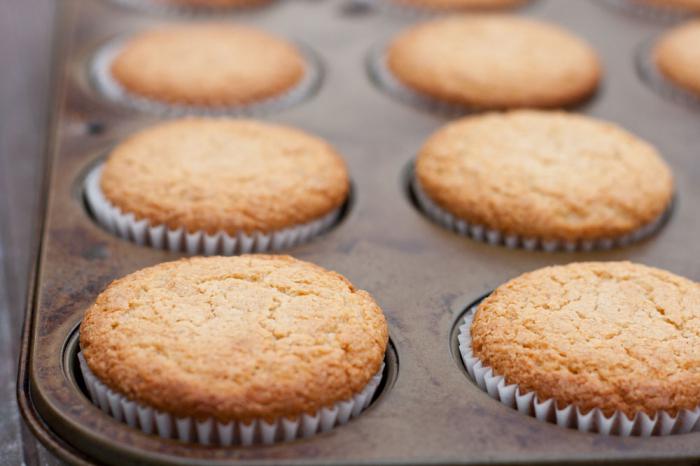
xmin=80 ymin=255 xmax=388 ymax=427
xmin=414 ymin=110 xmax=673 ymax=245
xmin=97 ymin=118 xmax=349 ymax=237
xmin=387 ymin=15 xmax=601 ymax=109
xmin=109 ymin=24 xmax=305 ymax=107
xmin=470 ymin=261 xmax=700 ymax=418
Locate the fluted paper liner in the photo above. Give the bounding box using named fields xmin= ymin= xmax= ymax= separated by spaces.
xmin=91 ymin=35 xmax=321 ymax=116
xmin=79 ymin=352 xmax=384 ymax=445
xmin=458 ymin=304 xmax=700 ymax=436
xmin=412 ymin=177 xmax=669 ymax=252
xmin=84 ymin=164 xmax=343 ymax=255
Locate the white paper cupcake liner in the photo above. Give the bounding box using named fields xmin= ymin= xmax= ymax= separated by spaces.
xmin=412 ymin=177 xmax=670 ymax=252
xmin=600 ymin=0 xmax=694 ymax=22
xmin=84 ymin=164 xmax=344 ymax=255
xmin=90 ymin=34 xmax=322 ymax=117
xmin=636 ymin=37 xmax=700 ymax=111
xmin=457 ymin=303 xmax=700 ymax=436
xmin=78 ymin=352 xmax=384 ymax=445
xmin=367 ymin=44 xmax=475 ymax=117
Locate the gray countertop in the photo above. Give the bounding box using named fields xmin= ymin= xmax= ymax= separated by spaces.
xmin=0 ymin=0 xmax=60 ymax=464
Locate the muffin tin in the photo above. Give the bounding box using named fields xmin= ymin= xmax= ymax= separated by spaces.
xmin=17 ymin=0 xmax=700 ymax=464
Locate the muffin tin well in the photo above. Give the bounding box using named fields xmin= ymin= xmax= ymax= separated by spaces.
xmin=402 ymin=161 xmax=674 ymax=252
xmin=61 ymin=325 xmax=399 ymax=449
xmin=80 ymin=158 xmax=355 ymax=254
xmin=451 ymin=296 xmax=700 ymax=437
xmin=89 ymin=33 xmax=323 ymax=116
xmin=636 ymin=37 xmax=700 ymax=111
xmin=18 ymin=0 xmax=700 ymax=465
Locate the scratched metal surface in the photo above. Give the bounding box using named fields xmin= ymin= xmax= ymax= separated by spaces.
xmin=18 ymin=0 xmax=700 ymax=465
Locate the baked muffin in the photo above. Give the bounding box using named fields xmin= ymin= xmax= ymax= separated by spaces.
xmin=386 ymin=15 xmax=601 ymax=109
xmin=85 ymin=118 xmax=349 ymax=254
xmin=654 ymin=20 xmax=700 ymax=98
xmin=106 ymin=24 xmax=305 ymax=107
xmin=389 ymin=0 xmax=526 ymax=11
xmin=414 ymin=110 xmax=673 ymax=250
xmin=462 ymin=262 xmax=700 ymax=435
xmin=80 ymin=255 xmax=389 ymax=445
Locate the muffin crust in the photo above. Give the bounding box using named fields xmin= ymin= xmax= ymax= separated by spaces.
xmin=415 ymin=110 xmax=673 ymax=241
xmin=100 ymin=118 xmax=349 ymax=235
xmin=471 ymin=262 xmax=700 ymax=417
xmin=111 ymin=24 xmax=305 ymax=106
xmin=387 ymin=15 xmax=601 ymax=109
xmin=80 ymin=255 xmax=389 ymax=423
xmin=654 ymin=20 xmax=700 ymax=97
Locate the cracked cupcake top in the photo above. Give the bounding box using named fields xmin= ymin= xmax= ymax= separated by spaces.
xmin=80 ymin=255 xmax=388 ymax=423
xmin=100 ymin=118 xmax=349 ymax=235
xmin=471 ymin=261 xmax=700 ymax=417
xmin=415 ymin=110 xmax=673 ymax=241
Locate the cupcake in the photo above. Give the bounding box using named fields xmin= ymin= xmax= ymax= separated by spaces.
xmin=79 ymin=255 xmax=389 ymax=445
xmin=96 ymin=24 xmax=309 ymax=110
xmin=653 ymin=20 xmax=700 ymax=98
xmin=85 ymin=118 xmax=349 ymax=254
xmin=387 ymin=0 xmax=526 ymax=12
xmin=459 ymin=261 xmax=700 ymax=436
xmin=413 ymin=110 xmax=673 ymax=251
xmin=384 ymin=15 xmax=601 ymax=110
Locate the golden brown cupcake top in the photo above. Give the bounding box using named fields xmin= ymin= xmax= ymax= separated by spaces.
xmin=415 ymin=110 xmax=673 ymax=241
xmin=471 ymin=261 xmax=700 ymax=417
xmin=387 ymin=15 xmax=601 ymax=109
xmin=390 ymin=0 xmax=526 ymax=10
xmin=100 ymin=118 xmax=349 ymax=235
xmin=110 ymin=24 xmax=305 ymax=107
xmin=654 ymin=20 xmax=700 ymax=97
xmin=80 ymin=255 xmax=389 ymax=423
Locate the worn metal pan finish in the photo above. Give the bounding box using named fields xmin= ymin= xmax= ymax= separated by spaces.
xmin=18 ymin=0 xmax=700 ymax=464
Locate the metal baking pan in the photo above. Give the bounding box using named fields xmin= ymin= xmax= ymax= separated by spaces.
xmin=17 ymin=0 xmax=700 ymax=464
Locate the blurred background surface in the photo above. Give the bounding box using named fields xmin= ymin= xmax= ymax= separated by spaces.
xmin=0 ymin=0 xmax=61 ymax=464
